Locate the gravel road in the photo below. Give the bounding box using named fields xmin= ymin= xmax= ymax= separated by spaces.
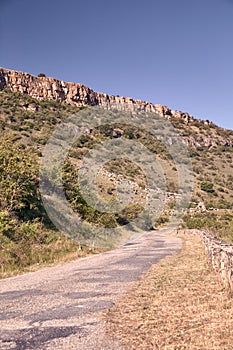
xmin=0 ymin=229 xmax=182 ymax=349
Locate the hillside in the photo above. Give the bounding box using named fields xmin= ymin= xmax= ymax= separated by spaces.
xmin=1 ymin=67 xmax=233 ymax=149
xmin=0 ymin=68 xmax=233 ymax=276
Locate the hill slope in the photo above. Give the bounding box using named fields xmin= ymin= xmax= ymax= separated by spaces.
xmin=0 ymin=68 xmax=233 ymax=276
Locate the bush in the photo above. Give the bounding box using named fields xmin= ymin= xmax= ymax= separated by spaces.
xmin=0 ymin=211 xmax=16 ymax=238
xmin=0 ymin=137 xmax=40 ymax=219
xmin=200 ymin=181 xmax=215 ymax=193
xmin=183 ymin=212 xmax=233 ymax=242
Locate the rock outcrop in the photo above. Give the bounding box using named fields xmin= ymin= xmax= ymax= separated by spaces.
xmin=0 ymin=67 xmax=195 ymax=119
xmin=0 ymin=67 xmax=232 ymax=148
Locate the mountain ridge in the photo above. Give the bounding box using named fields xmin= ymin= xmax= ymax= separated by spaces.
xmin=1 ymin=67 xmax=232 ymax=149
xmin=0 ymin=67 xmax=209 ymax=125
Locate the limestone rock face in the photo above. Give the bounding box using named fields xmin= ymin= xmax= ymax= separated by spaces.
xmin=0 ymin=67 xmax=192 ymax=119
xmin=0 ymin=67 xmax=232 ymax=148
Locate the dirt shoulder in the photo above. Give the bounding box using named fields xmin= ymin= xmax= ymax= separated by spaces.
xmin=105 ymin=233 xmax=233 ymax=350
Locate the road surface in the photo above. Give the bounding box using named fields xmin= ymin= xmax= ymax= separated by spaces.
xmin=0 ymin=229 xmax=182 ymax=349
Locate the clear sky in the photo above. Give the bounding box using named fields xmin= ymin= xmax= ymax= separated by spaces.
xmin=0 ymin=0 xmax=233 ymax=130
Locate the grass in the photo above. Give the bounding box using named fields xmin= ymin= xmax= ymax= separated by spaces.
xmin=0 ymin=224 xmax=141 ymax=280
xmin=105 ymin=233 xmax=233 ymax=349
xmin=0 ymin=238 xmax=105 ymax=279
xmin=183 ymin=210 xmax=233 ymax=243
xmin=0 ymin=88 xmax=233 ymax=277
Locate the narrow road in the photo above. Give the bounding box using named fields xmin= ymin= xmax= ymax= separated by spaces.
xmin=0 ymin=229 xmax=181 ymax=350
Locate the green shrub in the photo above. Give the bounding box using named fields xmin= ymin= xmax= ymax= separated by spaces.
xmin=200 ymin=181 xmax=215 ymax=193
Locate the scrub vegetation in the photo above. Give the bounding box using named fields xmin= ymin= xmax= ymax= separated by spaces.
xmin=0 ymin=88 xmax=232 ymax=276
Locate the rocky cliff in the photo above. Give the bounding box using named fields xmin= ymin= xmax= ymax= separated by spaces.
xmin=0 ymin=67 xmax=194 ymax=121
xmin=0 ymin=67 xmax=232 ymax=148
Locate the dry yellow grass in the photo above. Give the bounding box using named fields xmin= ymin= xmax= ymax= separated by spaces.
xmin=0 ymin=242 xmax=105 ymax=279
xmin=105 ymin=233 xmax=233 ymax=350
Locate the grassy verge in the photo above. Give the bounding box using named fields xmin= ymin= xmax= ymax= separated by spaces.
xmin=183 ymin=210 xmax=233 ymax=243
xmin=105 ymin=233 xmax=233 ymax=349
xmin=0 ymin=233 xmax=105 ymax=279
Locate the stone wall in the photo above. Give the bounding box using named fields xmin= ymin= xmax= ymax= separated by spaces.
xmin=180 ymin=229 xmax=233 ymax=290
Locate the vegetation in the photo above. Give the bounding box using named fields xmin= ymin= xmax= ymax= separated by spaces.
xmin=38 ymin=73 xmax=46 ymax=78
xmin=200 ymin=180 xmax=215 ymax=193
xmin=105 ymin=233 xmax=233 ymax=349
xmin=183 ymin=211 xmax=233 ymax=243
xmin=0 ymin=214 xmax=97 ymax=278
xmin=0 ymin=87 xmax=233 ymax=276
xmin=0 ymin=90 xmax=103 ymax=276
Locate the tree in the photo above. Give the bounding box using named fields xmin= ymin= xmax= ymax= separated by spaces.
xmin=0 ymin=136 xmax=40 ymax=219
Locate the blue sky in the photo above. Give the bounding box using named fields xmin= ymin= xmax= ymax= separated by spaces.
xmin=0 ymin=0 xmax=233 ymax=130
